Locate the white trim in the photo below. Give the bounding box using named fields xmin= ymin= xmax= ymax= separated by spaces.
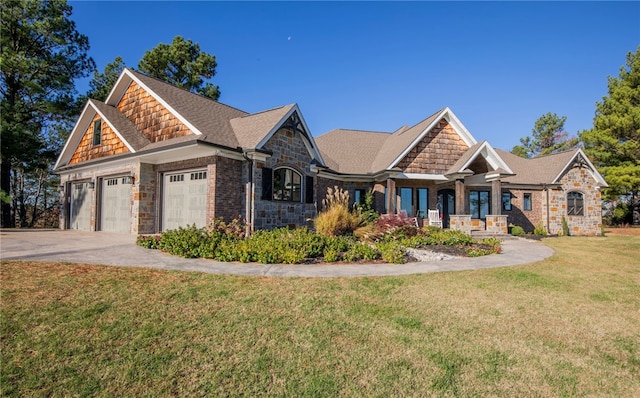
xmin=457 ymin=141 xmax=514 ymax=175
xmin=388 ymin=107 xmax=478 ymax=169
xmin=395 ymin=173 xmax=448 ymax=181
xmin=255 ymin=104 xmax=326 ymax=165
xmin=54 ymin=101 xmax=93 ymax=170
xmin=90 ymin=102 xmax=135 ymax=153
xmin=108 ymin=69 xmax=203 ymax=136
xmin=552 ymin=148 xmax=608 ymax=187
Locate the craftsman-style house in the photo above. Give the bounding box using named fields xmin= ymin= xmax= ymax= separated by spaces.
xmin=55 ymin=68 xmax=607 ymax=236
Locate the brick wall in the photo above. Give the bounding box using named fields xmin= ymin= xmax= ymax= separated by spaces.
xmin=502 ymin=189 xmax=544 ymax=233
xmin=116 ymin=81 xmax=192 ymax=143
xmin=398 ymin=120 xmax=470 ymax=174
xmin=69 ymin=113 xmax=130 ymax=164
xmin=212 ymin=156 xmax=244 ymax=222
xmin=552 ymin=167 xmax=602 ymax=235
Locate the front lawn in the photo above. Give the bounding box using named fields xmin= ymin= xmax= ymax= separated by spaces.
xmin=2 ymin=235 xmax=639 ymax=396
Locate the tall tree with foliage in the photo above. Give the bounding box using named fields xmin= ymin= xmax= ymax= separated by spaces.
xmin=511 ymin=112 xmax=578 ymax=158
xmin=138 ymin=36 xmax=220 ymax=100
xmin=83 ymin=56 xmax=127 ymax=102
xmin=580 ymin=46 xmax=640 ymax=224
xmin=0 ymin=0 xmax=95 ymax=227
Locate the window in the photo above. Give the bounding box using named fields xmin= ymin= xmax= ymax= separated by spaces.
xmin=273 ymin=168 xmax=301 ymax=202
xmin=92 ymin=119 xmax=102 ymax=146
xmin=523 ymin=193 xmax=532 ymax=211
xmin=469 ymin=191 xmax=490 ymax=219
xmin=567 ymin=191 xmax=584 ymax=216
xmin=354 ymin=189 xmax=366 ymax=206
xmin=502 ymin=192 xmax=512 ymax=211
xmin=416 ymin=188 xmax=428 ymax=218
xmin=399 ymin=188 xmax=413 ymax=216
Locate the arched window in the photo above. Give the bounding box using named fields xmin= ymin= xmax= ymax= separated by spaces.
xmin=273 ymin=167 xmax=301 ymax=202
xmin=567 ymin=191 xmax=584 ymax=216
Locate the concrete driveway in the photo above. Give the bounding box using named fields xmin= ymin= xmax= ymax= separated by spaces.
xmin=0 ymin=229 xmax=554 ymax=277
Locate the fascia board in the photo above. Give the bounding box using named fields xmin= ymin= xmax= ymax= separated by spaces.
xmin=552 ymin=148 xmax=608 ymax=187
xmin=89 ymin=102 xmax=135 ymax=153
xmin=54 ymin=102 xmax=94 ymax=170
xmin=388 ymin=107 xmax=479 ymax=170
xmin=459 ymin=142 xmax=514 ymax=175
xmin=111 ymin=69 xmax=204 ymax=136
xmin=255 ymin=104 xmax=326 ymax=166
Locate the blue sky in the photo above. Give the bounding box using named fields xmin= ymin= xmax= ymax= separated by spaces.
xmin=69 ymin=1 xmax=639 ymax=151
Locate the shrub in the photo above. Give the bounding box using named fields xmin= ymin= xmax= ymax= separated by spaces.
xmin=354 ymin=191 xmax=379 ymax=224
xmin=323 ymin=248 xmax=341 ymax=262
xmin=343 ymin=242 xmax=380 ymax=262
xmin=136 ymin=235 xmax=161 ymax=249
xmin=208 ymin=216 xmax=247 ymax=239
xmin=561 ymin=216 xmax=570 ymax=236
xmin=510 ymin=225 xmax=525 ymax=236
xmin=315 ymin=187 xmax=361 ymax=237
xmin=159 ymin=225 xmax=208 ymax=258
xmin=533 ymin=222 xmax=548 ymax=236
xmin=376 ymin=241 xmax=406 ymax=264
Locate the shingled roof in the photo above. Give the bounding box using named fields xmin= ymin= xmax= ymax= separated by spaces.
xmin=125 ymin=69 xmax=248 ymax=149
xmin=315 ymin=108 xmax=474 ymax=175
xmin=496 ymin=148 xmax=586 ymax=185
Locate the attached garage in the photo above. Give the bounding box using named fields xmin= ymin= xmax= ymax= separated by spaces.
xmin=70 ymin=181 xmax=92 ymax=230
xmin=100 ymin=177 xmax=132 ymax=233
xmin=162 ymin=169 xmax=208 ymax=231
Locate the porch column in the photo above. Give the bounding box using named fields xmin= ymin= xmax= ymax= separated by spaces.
xmin=455 ymin=179 xmax=465 ymax=215
xmin=386 ymin=178 xmax=396 ymax=214
xmin=491 ymin=179 xmax=501 ymax=215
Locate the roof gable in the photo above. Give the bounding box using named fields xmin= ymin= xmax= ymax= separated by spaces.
xmin=497 ymin=148 xmax=607 ymax=187
xmin=446 ymin=141 xmax=514 ymax=176
xmin=54 ymin=100 xmax=149 ymax=169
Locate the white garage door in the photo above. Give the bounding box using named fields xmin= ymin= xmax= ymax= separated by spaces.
xmin=70 ymin=182 xmax=91 ymax=230
xmin=163 ymin=169 xmax=208 ymax=231
xmin=101 ymin=177 xmax=132 ymax=233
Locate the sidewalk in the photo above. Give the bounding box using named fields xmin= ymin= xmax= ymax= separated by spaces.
xmin=0 ymin=229 xmax=554 ymax=277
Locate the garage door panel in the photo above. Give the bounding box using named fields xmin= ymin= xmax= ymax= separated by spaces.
xmin=101 ymin=177 xmax=132 ymax=233
xmin=163 ymin=170 xmax=207 ymax=231
xmin=70 ymin=182 xmax=91 ymax=231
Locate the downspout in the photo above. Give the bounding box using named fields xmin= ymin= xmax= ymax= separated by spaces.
xmin=243 ymin=152 xmax=254 ymax=237
xmin=545 ymin=184 xmax=550 ymax=234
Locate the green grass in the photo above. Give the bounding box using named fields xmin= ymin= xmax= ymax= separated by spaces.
xmin=2 ymin=235 xmax=639 ymax=396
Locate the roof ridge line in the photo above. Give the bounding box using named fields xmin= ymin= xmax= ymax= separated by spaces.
xmin=126 ymin=68 xmax=249 ymax=115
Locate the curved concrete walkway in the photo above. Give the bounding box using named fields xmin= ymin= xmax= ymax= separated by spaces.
xmin=0 ymin=229 xmax=554 ymax=277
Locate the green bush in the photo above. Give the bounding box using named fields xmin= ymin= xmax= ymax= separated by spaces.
xmin=533 ymin=223 xmax=548 ymax=236
xmin=562 ymin=216 xmax=570 ymax=236
xmin=510 ymin=225 xmax=525 ymax=236
xmin=323 ymin=248 xmax=341 ymax=262
xmin=376 ymin=241 xmax=406 ymax=264
xmin=343 ymin=242 xmax=380 ymax=262
xmin=159 ymin=225 xmax=209 ymax=258
xmin=136 ymin=235 xmax=161 ymax=249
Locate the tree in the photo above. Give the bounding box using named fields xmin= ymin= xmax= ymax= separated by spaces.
xmin=138 ymin=36 xmax=220 ymax=100
xmin=511 ymin=112 xmax=578 ymax=158
xmin=0 ymin=0 xmax=95 ymax=227
xmin=83 ymin=56 xmax=127 ymax=102
xmin=580 ymin=46 xmax=640 ymax=224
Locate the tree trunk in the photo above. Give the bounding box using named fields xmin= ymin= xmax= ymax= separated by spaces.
xmin=0 ymin=159 xmax=13 ymax=227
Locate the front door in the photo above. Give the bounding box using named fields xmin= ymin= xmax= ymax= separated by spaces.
xmin=437 ymin=189 xmax=455 ymax=228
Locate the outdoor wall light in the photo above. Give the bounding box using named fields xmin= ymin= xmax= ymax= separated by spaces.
xmin=122 ymin=176 xmax=134 ymax=184
xmin=87 ymin=181 xmax=95 ymax=189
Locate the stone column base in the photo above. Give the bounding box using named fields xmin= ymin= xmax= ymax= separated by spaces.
xmin=450 ymin=215 xmax=472 ymax=234
xmin=485 ymin=215 xmax=508 ymax=234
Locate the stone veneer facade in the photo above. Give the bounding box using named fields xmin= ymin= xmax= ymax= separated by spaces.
xmin=252 ymin=127 xmax=317 ymax=229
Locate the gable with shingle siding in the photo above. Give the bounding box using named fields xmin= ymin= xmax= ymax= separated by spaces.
xmin=397 ymin=120 xmax=470 ymax=174
xmin=69 ymin=113 xmax=130 ymax=164
xmin=116 ymin=80 xmax=193 ymax=143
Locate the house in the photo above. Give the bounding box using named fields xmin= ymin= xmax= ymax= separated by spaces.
xmin=55 ymin=68 xmax=607 ymax=236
